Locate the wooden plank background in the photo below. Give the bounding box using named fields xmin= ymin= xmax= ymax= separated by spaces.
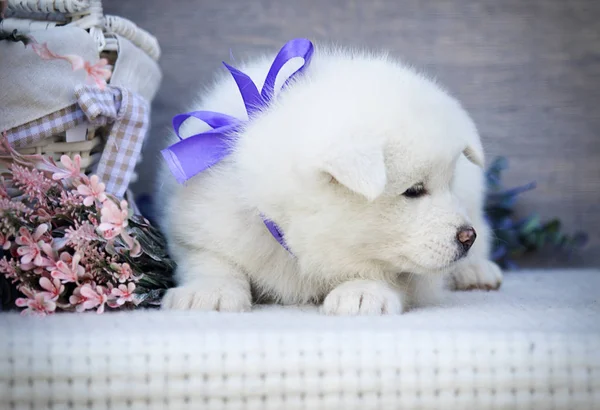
xmin=104 ymin=0 xmax=600 ymax=267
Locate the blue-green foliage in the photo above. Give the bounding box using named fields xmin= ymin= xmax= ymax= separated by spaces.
xmin=485 ymin=157 xmax=588 ymax=270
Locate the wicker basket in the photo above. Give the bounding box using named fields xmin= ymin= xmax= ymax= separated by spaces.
xmin=0 ymin=0 xmax=161 ymax=191
xmin=14 ymin=128 xmax=104 ymax=172
xmin=1 ymin=0 xmax=160 ymax=59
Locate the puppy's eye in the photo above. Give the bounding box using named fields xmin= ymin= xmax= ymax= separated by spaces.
xmin=402 ymin=183 xmax=427 ymax=198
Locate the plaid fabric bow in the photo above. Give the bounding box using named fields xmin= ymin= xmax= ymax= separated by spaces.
xmin=5 ymin=85 xmax=148 ymax=197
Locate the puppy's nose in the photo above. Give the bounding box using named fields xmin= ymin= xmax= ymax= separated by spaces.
xmin=456 ymin=226 xmax=477 ymax=253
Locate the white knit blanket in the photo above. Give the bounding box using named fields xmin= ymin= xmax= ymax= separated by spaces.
xmin=2 ymin=270 xmax=599 ymax=410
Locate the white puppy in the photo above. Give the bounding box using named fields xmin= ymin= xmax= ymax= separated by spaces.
xmin=156 ymin=45 xmax=503 ymax=315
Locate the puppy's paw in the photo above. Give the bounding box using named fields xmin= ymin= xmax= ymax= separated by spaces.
xmin=321 ymin=280 xmax=403 ymax=315
xmin=449 ymin=259 xmax=503 ymax=291
xmin=161 ymin=277 xmax=252 ymax=312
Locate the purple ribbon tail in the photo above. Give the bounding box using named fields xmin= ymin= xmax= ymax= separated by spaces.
xmin=223 ymin=63 xmax=262 ymax=115
xmin=261 ymin=38 xmax=314 ymax=100
xmin=161 ymin=38 xmax=316 ymax=253
xmin=262 ymin=217 xmax=293 ymax=253
xmin=163 ymin=112 xmax=241 ymax=183
xmin=161 ymin=147 xmax=188 ymax=184
xmin=160 ymin=130 xmax=233 ymax=184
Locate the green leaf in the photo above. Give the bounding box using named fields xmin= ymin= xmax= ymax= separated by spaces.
xmin=484 ymin=156 xmax=588 ymax=266
xmin=535 ymin=233 xmax=546 ymax=249
xmin=519 ymin=214 xmax=541 ymax=235
xmin=542 ymin=219 xmax=561 ymax=234
xmin=132 ymin=228 xmax=169 ymax=261
xmin=550 ymin=232 xmax=566 ymax=246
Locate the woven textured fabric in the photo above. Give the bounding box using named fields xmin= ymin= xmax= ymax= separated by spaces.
xmin=74 ymin=85 xmax=148 ymax=197
xmin=5 ymin=106 xmax=86 ymax=148
xmin=5 ymin=85 xmax=148 ymax=198
xmin=1 ymin=270 xmax=599 ymax=410
xmin=88 ymin=86 xmax=147 ymax=198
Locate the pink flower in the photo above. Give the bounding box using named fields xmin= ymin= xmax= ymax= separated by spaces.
xmin=40 ymin=241 xmax=72 ymax=272
xmin=52 ymin=155 xmax=82 ymax=181
xmin=68 ymin=286 xmax=85 ymax=312
xmin=0 ymin=257 xmax=18 ymax=279
xmin=77 ymin=283 xmax=108 ymax=314
xmin=15 ymin=287 xmax=56 ymax=316
xmin=50 ymin=252 xmax=85 ymax=283
xmin=97 ymin=200 xmax=129 ymax=240
xmin=109 ymin=282 xmax=136 ymax=307
xmin=77 ymin=175 xmax=107 ymax=206
xmin=0 ymin=198 xmax=29 ymax=215
xmin=120 ymin=230 xmax=142 ymax=257
xmin=88 ymin=214 xmax=98 ymax=226
xmin=39 ymin=277 xmax=64 ymax=300
xmin=39 ymin=242 xmax=62 ymax=269
xmin=35 ymin=208 xmax=52 ymax=222
xmin=15 ymin=225 xmax=48 ymax=266
xmin=10 ymin=164 xmax=55 ymax=204
xmin=0 ymin=232 xmax=11 ymax=250
xmin=29 ymin=42 xmax=64 ymax=61
xmin=58 ymin=189 xmax=85 ymax=209
xmin=0 ymin=177 xmax=8 ymax=199
xmin=28 ymin=42 xmax=111 ymax=90
xmin=64 ymin=222 xmax=98 ymax=248
xmin=111 ymin=262 xmax=134 ymax=283
xmin=83 ymin=59 xmax=112 ymax=90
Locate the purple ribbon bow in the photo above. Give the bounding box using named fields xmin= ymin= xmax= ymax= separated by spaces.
xmin=161 ymin=38 xmax=314 ymax=253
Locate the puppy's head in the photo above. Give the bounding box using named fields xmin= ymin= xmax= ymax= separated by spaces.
xmin=235 ymin=50 xmax=484 ymax=276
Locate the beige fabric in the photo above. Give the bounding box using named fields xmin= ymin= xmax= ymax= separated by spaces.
xmin=74 ymin=85 xmax=149 ymax=197
xmin=0 ymin=26 xmax=99 ymax=131
xmin=6 ymin=105 xmax=84 ymax=148
xmin=109 ymin=34 xmax=162 ymax=102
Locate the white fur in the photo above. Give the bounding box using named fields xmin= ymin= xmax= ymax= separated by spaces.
xmin=155 ymin=45 xmax=503 ymax=315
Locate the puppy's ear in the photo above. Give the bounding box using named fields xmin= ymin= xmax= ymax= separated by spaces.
xmin=462 ymin=134 xmax=485 ymax=168
xmin=322 ymin=143 xmax=387 ymax=201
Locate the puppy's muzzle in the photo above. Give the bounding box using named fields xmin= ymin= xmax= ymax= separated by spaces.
xmin=456 ymin=226 xmax=477 ymax=258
